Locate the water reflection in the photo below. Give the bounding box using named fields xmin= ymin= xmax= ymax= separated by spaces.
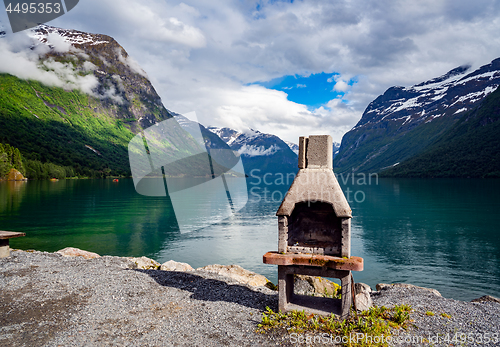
xmin=0 ymin=181 xmax=28 ymax=212
xmin=343 ymin=178 xmax=500 ymax=300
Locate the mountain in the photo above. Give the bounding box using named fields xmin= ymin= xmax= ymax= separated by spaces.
xmin=0 ymin=25 xmax=175 ymax=177
xmin=207 ymin=127 xmax=298 ymax=176
xmin=380 ymin=85 xmax=500 ymax=178
xmin=284 ymin=141 xmax=299 ymax=155
xmin=335 ymin=59 xmax=500 ymax=173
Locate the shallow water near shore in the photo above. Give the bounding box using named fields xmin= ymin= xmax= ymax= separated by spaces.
xmin=1 ymin=176 xmax=499 ymax=301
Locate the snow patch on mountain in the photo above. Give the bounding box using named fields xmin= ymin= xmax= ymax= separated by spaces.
xmin=207 ymin=127 xmax=241 ymax=145
xmin=454 ymin=107 xmax=468 ymax=114
xmin=452 ymin=86 xmax=497 ymax=105
xmin=31 ymin=24 xmax=109 ymax=46
xmin=238 ymin=144 xmax=279 ymax=157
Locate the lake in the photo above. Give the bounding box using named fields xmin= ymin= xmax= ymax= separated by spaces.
xmin=1 ymin=176 xmax=499 ymax=301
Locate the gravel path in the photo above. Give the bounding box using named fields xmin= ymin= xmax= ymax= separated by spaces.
xmin=1 ymin=250 xmax=499 ymax=346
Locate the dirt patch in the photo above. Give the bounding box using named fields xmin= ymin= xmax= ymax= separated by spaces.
xmin=0 ymin=289 xmax=89 ymax=346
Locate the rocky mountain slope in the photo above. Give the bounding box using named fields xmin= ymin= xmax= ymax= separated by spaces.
xmin=381 ymin=85 xmax=500 ymax=177
xmin=0 ymin=25 xmax=177 ymax=177
xmin=335 ymin=58 xmax=500 ymax=173
xmin=207 ymin=127 xmax=298 ymax=175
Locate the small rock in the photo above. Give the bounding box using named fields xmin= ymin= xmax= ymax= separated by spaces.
xmin=356 ymin=292 xmax=373 ymax=312
xmin=56 ymin=247 xmax=101 ymax=259
xmin=471 ymin=295 xmax=500 ymax=304
xmin=160 ymin=260 xmax=193 ymax=272
xmin=376 ymin=283 xmax=441 ymax=297
xmin=127 ymin=256 xmax=160 ymax=270
xmin=294 ymin=276 xmax=314 ymax=295
xmin=355 ymin=282 xmax=372 ymax=294
xmin=197 ymin=264 xmax=268 ymax=287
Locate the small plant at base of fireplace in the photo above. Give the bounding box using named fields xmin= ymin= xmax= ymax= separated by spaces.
xmin=323 ymin=286 xmax=342 ymax=299
xmin=257 ymin=305 xmax=413 ymax=346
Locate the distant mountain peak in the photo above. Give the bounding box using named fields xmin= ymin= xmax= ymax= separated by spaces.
xmin=207 ymin=126 xmax=298 ymax=175
xmin=414 ymin=64 xmax=471 ymax=89
xmin=32 ymin=24 xmax=110 ymax=46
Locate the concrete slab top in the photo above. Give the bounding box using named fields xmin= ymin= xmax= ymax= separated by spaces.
xmin=0 ymin=231 xmax=26 ymax=240
xmin=263 ymin=251 xmax=363 ymax=271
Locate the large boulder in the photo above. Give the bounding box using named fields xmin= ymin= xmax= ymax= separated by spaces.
xmin=127 ymin=256 xmax=161 ymax=270
xmin=471 ymin=295 xmax=500 ymax=304
xmin=7 ymin=169 xmax=26 ymax=181
xmin=197 ymin=264 xmax=268 ymax=287
xmin=56 ymin=247 xmax=101 ymax=259
xmin=376 ymin=283 xmax=441 ymax=297
xmin=294 ymin=275 xmax=341 ymax=297
xmin=160 ymin=260 xmax=193 ymax=272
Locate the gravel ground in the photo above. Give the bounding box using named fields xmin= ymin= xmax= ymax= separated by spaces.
xmin=1 ymin=250 xmax=499 ymax=347
xmin=372 ymin=286 xmax=500 ymax=346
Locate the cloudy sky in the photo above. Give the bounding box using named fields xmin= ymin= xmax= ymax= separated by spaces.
xmin=2 ymin=0 xmax=500 ymax=143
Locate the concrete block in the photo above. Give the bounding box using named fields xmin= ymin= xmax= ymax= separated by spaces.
xmin=341 ymin=218 xmax=351 ymax=258
xmin=278 ymin=216 xmax=288 ymax=227
xmin=298 ymin=137 xmax=308 ymax=169
xmin=306 ymin=135 xmax=333 ymax=169
xmin=278 ymin=240 xmax=287 ymax=253
xmin=0 ymin=242 xmax=9 ymax=258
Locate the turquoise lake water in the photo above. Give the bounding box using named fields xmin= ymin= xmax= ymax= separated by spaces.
xmin=1 ymin=176 xmax=499 ymax=301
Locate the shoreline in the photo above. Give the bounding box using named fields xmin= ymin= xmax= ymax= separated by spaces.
xmin=1 ymin=248 xmax=499 ymax=346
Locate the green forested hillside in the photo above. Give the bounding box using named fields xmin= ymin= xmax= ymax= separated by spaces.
xmin=380 ymin=87 xmax=500 ymax=178
xmin=0 ymin=73 xmax=137 ymax=177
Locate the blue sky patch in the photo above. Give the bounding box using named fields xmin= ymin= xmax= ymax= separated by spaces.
xmin=252 ymin=72 xmax=354 ymax=108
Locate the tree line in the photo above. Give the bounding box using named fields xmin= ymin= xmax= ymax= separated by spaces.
xmin=0 ymin=143 xmax=114 ymax=180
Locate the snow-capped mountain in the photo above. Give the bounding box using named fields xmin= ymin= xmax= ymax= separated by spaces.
xmin=207 ymin=127 xmax=298 ymax=175
xmin=335 ymin=58 xmax=500 ymax=173
xmin=284 ymin=141 xmax=299 ymax=155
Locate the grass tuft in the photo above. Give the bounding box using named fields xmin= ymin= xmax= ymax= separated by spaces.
xmin=257 ymin=304 xmax=413 ymax=346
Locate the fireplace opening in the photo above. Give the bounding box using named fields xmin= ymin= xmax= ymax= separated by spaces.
xmin=287 ymin=202 xmax=341 ymax=255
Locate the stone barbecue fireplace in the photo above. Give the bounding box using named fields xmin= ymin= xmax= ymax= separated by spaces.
xmin=263 ymin=135 xmax=363 ymax=318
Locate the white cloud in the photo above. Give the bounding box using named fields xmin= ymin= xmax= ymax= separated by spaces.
xmin=45 ymin=32 xmax=73 ymax=53
xmin=116 ymin=48 xmax=148 ymax=78
xmin=0 ymin=33 xmax=99 ymax=94
xmin=333 ymin=79 xmax=349 ymax=92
